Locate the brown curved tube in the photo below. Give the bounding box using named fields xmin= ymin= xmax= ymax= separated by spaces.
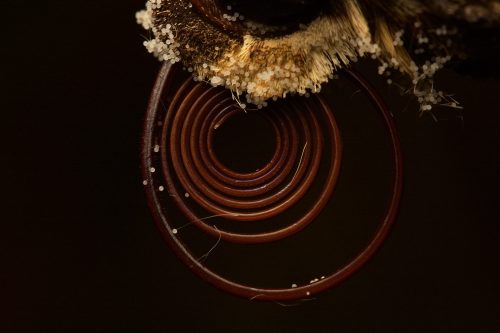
xmin=154 ymin=67 xmax=342 ymax=243
xmin=141 ymin=62 xmax=403 ymax=301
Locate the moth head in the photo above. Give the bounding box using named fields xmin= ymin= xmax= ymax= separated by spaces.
xmin=137 ymin=0 xmax=499 ymax=110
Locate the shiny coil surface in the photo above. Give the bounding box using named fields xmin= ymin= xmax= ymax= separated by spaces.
xmin=142 ymin=63 xmax=403 ymax=301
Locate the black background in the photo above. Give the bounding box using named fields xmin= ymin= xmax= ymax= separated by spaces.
xmin=6 ymin=1 xmax=500 ymax=332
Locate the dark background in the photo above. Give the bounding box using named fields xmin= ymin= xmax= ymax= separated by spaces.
xmin=5 ymin=1 xmax=500 ymax=332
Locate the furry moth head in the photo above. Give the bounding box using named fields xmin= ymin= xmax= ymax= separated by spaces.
xmin=137 ymin=0 xmax=500 ymax=110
